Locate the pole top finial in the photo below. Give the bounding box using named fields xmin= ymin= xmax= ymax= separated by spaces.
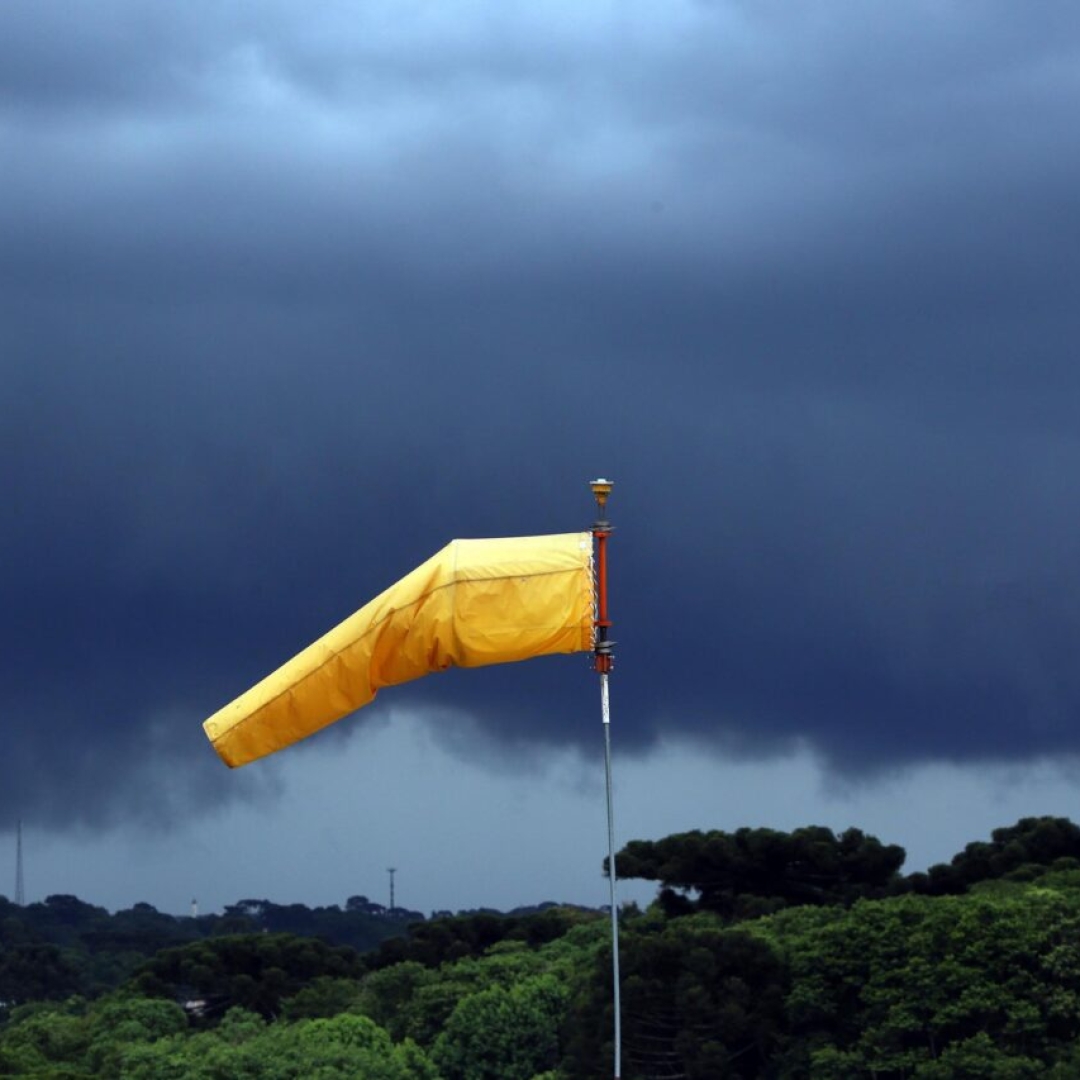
xmin=590 ymin=477 xmax=613 ymax=514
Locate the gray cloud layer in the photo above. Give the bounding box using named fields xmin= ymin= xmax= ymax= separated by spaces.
xmin=4 ymin=1 xmax=1080 ymax=829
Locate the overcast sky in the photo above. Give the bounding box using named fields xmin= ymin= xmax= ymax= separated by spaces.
xmin=5 ymin=1 xmax=1080 ymax=916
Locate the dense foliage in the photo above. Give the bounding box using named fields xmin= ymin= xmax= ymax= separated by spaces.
xmin=364 ymin=906 xmax=595 ymax=971
xmin=0 ymin=893 xmax=419 ymax=1008
xmin=6 ymin=817 xmax=1080 ymax=1078
xmin=613 ymin=825 xmax=907 ymax=918
xmin=131 ymin=934 xmax=366 ymax=1021
xmin=910 ymin=816 xmax=1080 ymax=895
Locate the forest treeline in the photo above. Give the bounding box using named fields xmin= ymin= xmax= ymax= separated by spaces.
xmin=0 ymin=889 xmax=587 ymax=1006
xmin=4 ymin=816 xmax=1080 ymax=1077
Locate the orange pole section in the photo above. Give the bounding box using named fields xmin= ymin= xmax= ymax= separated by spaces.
xmin=589 ymin=477 xmax=614 ymax=674
xmin=593 ymin=525 xmax=613 ymax=673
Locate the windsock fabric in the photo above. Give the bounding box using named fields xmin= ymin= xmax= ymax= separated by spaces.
xmin=204 ymin=532 xmax=595 ymax=767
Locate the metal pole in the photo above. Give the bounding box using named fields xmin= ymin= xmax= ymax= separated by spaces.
xmin=601 ymin=672 xmax=621 ymax=1079
xmin=589 ymin=478 xmax=620 ymax=1079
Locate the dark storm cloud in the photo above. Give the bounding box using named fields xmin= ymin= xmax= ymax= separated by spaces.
xmin=4 ymin=1 xmax=1080 ymax=829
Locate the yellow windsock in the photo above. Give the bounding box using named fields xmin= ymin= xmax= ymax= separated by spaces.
xmin=204 ymin=533 xmax=595 ymax=767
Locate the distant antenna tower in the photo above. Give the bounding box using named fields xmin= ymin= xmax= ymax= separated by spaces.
xmin=191 ymin=898 xmax=199 ymax=919
xmin=387 ymin=867 xmax=396 ymax=912
xmin=15 ymin=819 xmax=25 ymax=907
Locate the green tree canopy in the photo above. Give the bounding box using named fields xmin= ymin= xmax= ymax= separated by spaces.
xmin=914 ymin=817 xmax=1080 ymax=895
xmin=614 ymin=826 xmax=906 ymax=918
xmin=130 ymin=934 xmax=364 ymax=1021
xmin=564 ymin=915 xmax=787 ymax=1079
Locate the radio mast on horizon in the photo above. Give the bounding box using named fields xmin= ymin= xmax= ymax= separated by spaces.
xmin=15 ymin=819 xmax=25 ymax=907
xmin=387 ymin=867 xmax=396 ymax=912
